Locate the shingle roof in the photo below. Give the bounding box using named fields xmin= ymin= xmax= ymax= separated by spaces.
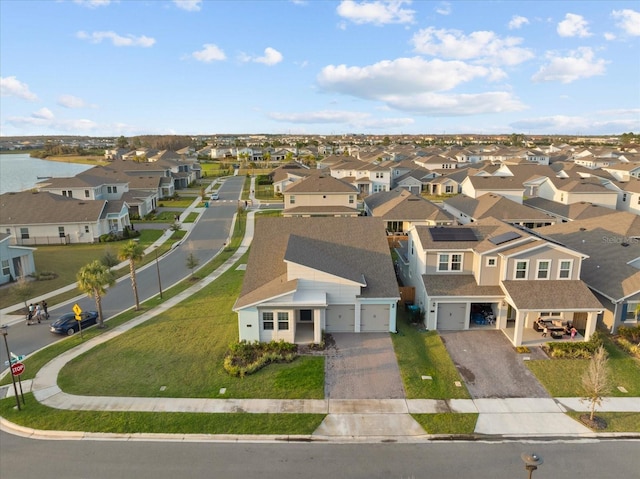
xmin=523 ymin=197 xmax=614 ymax=220
xmin=465 ymin=176 xmax=526 ymax=190
xmin=444 ymin=194 xmax=555 ymax=222
xmin=235 ymin=217 xmax=399 ymax=309
xmin=284 ymin=174 xmax=358 ymax=193
xmin=423 ymin=274 xmax=503 ymax=297
xmin=0 ymin=191 xmax=106 ymax=225
xmin=502 ymin=280 xmax=602 ymax=310
xmin=365 ymin=188 xmax=453 ymax=222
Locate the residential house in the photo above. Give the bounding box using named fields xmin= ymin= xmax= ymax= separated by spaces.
xmin=283 ymin=174 xmax=360 ymax=217
xmin=400 ymin=219 xmax=601 ymax=347
xmin=536 ymin=212 xmax=640 ymax=333
xmin=269 ymin=163 xmax=313 ymax=194
xmin=605 ymin=178 xmax=640 ymax=215
xmin=0 ymin=191 xmax=129 ymax=245
xmin=233 ymin=217 xmax=400 ymax=344
xmin=329 ymin=159 xmax=391 ymax=196
xmin=0 ymin=233 xmax=36 ymax=285
xmin=460 ymin=176 xmax=526 ymax=203
xmin=523 ymin=197 xmax=614 ymax=223
xmin=364 ymin=188 xmax=454 ymax=233
xmin=443 ymin=194 xmax=556 ymax=228
xmin=536 ymin=176 xmax=618 ymax=209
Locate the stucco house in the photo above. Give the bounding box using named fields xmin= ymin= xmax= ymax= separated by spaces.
xmin=329 ymin=159 xmax=392 ymax=195
xmin=283 ymin=174 xmax=360 ymax=217
xmin=459 ymin=176 xmax=526 ymax=204
xmin=536 ymin=176 xmax=618 ymax=209
xmin=0 ymin=233 xmax=36 ymax=285
xmin=400 ymin=219 xmax=602 ymax=347
xmin=233 ymin=217 xmax=400 ymax=344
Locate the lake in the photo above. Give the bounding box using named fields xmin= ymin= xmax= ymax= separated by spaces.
xmin=0 ymin=153 xmax=95 ymax=194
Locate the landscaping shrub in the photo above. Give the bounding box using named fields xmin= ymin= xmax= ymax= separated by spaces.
xmin=617 ymin=325 xmax=640 ymax=344
xmin=256 ymin=175 xmax=272 ymax=185
xmin=546 ymin=331 xmax=604 ymax=359
xmin=223 ymin=340 xmax=298 ymax=377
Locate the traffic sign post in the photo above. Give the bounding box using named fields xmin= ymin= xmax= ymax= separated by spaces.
xmin=10 ymin=361 xmax=26 ymax=406
xmin=73 ymin=303 xmax=82 ymax=316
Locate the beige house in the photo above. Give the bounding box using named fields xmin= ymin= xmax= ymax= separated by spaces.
xmin=400 ymin=219 xmax=602 ymax=347
xmin=283 ymin=174 xmax=360 ymax=217
xmin=233 ymin=217 xmax=400 ymax=344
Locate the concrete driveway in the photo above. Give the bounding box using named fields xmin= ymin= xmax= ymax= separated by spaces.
xmin=324 ymin=333 xmax=405 ymax=399
xmin=440 ymin=330 xmax=550 ymax=399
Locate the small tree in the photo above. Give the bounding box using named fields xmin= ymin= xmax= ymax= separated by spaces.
xmin=77 ymin=260 xmax=115 ymax=328
xmin=581 ymin=345 xmax=612 ymax=422
xmin=118 ymin=240 xmax=145 ymax=311
xmin=101 ymin=249 xmax=119 ymax=268
xmin=170 ymin=221 xmax=182 ymax=232
xmin=186 ymin=252 xmax=199 ymax=278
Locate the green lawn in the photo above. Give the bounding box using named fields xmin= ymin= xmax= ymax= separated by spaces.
xmin=182 ymin=212 xmax=199 ymax=223
xmin=566 ymin=411 xmax=640 ymax=433
xmin=254 ymin=183 xmax=282 ymax=201
xmin=392 ymin=312 xmax=471 ymax=399
xmin=526 ymin=337 xmax=640 ymax=397
xmin=412 ymin=413 xmax=478 ymax=435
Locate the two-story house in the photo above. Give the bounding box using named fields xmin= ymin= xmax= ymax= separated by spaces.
xmin=283 ymin=174 xmax=360 ymax=217
xmin=400 ymin=219 xmax=602 ymax=347
xmin=329 ymin=159 xmax=391 ymax=196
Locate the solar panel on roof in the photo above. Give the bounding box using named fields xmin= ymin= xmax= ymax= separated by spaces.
xmin=488 ymin=231 xmax=522 ymax=245
xmin=429 ymin=227 xmax=477 ymax=242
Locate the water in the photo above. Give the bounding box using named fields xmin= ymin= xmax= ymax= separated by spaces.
xmin=0 ymin=153 xmax=94 ymax=194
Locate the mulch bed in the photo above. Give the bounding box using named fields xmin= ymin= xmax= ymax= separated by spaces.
xmin=579 ymin=414 xmax=608 ymax=430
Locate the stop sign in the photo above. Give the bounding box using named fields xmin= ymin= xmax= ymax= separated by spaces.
xmin=10 ymin=362 xmax=24 ymax=376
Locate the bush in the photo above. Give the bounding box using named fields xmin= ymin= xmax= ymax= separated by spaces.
xmin=617 ymin=325 xmax=640 ymax=343
xmin=223 ymin=340 xmax=298 ymax=377
xmin=546 ymin=331 xmax=604 ymax=359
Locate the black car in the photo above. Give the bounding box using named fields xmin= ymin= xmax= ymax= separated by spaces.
xmin=50 ymin=311 xmax=99 ymax=336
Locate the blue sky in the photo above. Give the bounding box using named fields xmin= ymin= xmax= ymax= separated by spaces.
xmin=1 ymin=0 xmax=639 ymax=137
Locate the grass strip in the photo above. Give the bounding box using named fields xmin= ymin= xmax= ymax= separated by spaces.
xmin=411 ymin=413 xmax=478 ymax=435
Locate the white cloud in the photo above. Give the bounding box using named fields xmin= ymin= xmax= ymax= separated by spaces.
xmin=381 ymin=91 xmax=526 ymax=115
xmin=32 ymin=108 xmax=54 ymax=120
xmin=255 ymin=47 xmax=284 ymax=66
xmin=508 ymin=15 xmax=529 ymax=30
xmin=604 ymin=32 xmax=616 ymax=41
xmin=510 ymin=113 xmax=640 ymax=135
xmin=269 ymin=110 xmax=370 ymax=123
xmin=557 ymin=13 xmax=591 ymax=38
xmin=76 ymin=31 xmax=155 ymax=47
xmin=532 ymin=47 xmax=606 ymax=83
xmin=411 ymin=27 xmax=534 ymax=66
xmin=0 ymin=76 xmax=38 ymax=101
xmin=173 ymin=0 xmax=202 ymax=11
xmin=57 ymin=94 xmax=95 ymax=109
xmin=191 ymin=44 xmax=226 ymax=62
xmin=7 ymin=108 xmax=98 ymax=132
xmin=435 ymin=2 xmax=451 ymax=16
xmin=336 ymin=0 xmax=415 ymax=26
xmin=612 ymin=9 xmax=640 ymax=36
xmin=73 ymin=0 xmax=111 ymax=8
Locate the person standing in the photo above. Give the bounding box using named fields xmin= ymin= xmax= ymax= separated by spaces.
xmin=42 ymin=300 xmax=49 ymax=319
xmin=542 ymin=325 xmax=548 ymax=338
xmin=570 ymin=327 xmax=577 ymax=340
xmin=34 ymin=303 xmax=42 ymax=323
xmin=27 ymin=303 xmax=34 ymax=325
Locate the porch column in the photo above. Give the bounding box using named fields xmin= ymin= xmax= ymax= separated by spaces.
xmin=314 ymin=309 xmax=323 ymax=344
xmin=513 ymin=310 xmax=526 ymax=347
xmin=583 ymin=311 xmax=597 ymax=342
xmin=354 ymin=302 xmax=361 ymax=332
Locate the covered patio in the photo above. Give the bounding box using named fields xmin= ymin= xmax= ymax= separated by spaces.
xmin=500 ymin=280 xmax=602 ymax=347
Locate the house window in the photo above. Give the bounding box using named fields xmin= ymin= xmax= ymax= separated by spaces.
xmin=486 ymin=257 xmax=497 ymax=267
xmin=84 ymin=225 xmax=90 ymax=233
xmin=289 ymin=195 xmax=295 ymax=204
xmin=20 ymin=228 xmax=29 ymax=239
xmin=438 ymin=253 xmax=462 ymax=271
xmin=113 ymin=186 xmax=118 ymax=193
xmin=558 ymin=260 xmax=573 ymax=279
xmin=445 ymin=185 xmax=453 ymax=193
xmin=58 ymin=227 xmax=65 ymax=238
xmin=626 ymin=302 xmax=639 ymax=320
xmin=262 ymin=312 xmax=274 ymax=330
xmin=540 ymin=311 xmax=562 ymax=317
xmin=514 ymin=260 xmax=528 ymax=279
xmin=278 ymin=312 xmax=289 ymax=330
xmin=107 ymin=186 xmax=112 ymax=194
xmin=62 ymin=190 xmax=72 ymax=197
xmin=536 ymin=260 xmax=550 ymax=279
xmin=349 ymin=195 xmax=354 ymax=204
xmin=1 ymin=260 xmax=9 ymax=276
xmin=623 ymin=193 xmax=627 ymax=202
xmin=84 ymin=190 xmax=90 ymax=198
xmin=375 ymin=172 xmax=384 ymax=179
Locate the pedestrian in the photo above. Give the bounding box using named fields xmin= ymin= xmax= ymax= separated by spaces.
xmin=541 ymin=325 xmax=548 ymax=338
xmin=244 ymin=200 xmax=248 ymax=208
xmin=570 ymin=327 xmax=577 ymax=340
xmin=34 ymin=303 xmax=42 ymax=323
xmin=174 ymin=214 xmax=179 ymax=222
xmin=27 ymin=303 xmax=34 ymax=325
xmin=42 ymin=300 xmax=49 ymax=319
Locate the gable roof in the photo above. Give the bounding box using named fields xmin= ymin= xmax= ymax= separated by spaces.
xmin=444 ymin=194 xmax=554 ymax=222
xmin=284 ymin=173 xmax=358 ymax=194
xmin=365 ymin=188 xmax=453 ymax=222
xmin=0 ymin=191 xmax=106 ymax=225
xmin=523 ymin=197 xmax=614 ymax=221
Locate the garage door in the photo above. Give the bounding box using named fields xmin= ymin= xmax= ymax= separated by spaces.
xmin=361 ymin=304 xmax=390 ymax=332
xmin=437 ymin=303 xmax=467 ymax=330
xmin=325 ymin=305 xmax=355 ymax=332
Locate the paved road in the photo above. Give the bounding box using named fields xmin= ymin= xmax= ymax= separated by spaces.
xmin=0 ymin=176 xmax=245 ymax=364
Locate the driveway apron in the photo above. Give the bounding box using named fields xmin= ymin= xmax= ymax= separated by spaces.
xmin=440 ymin=330 xmax=550 ymax=399
xmin=325 ymin=333 xmax=405 ymax=399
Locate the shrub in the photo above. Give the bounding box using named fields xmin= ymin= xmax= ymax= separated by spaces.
xmin=546 ymin=332 xmax=604 ymax=359
xmin=617 ymin=325 xmax=640 ymax=343
xmin=223 ymin=340 xmax=298 ymax=377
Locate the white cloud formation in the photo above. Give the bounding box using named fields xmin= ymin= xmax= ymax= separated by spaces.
xmin=604 ymin=32 xmax=616 ymax=41
xmin=317 ymin=57 xmax=525 ymax=115
xmin=268 ymin=109 xmax=414 ymax=130
xmin=0 ymin=76 xmax=38 ymax=101
xmin=255 ymin=47 xmax=284 ymax=66
xmin=557 ymin=13 xmax=591 ymax=37
xmin=173 ymin=0 xmax=202 ymax=12
xmin=336 ymin=0 xmax=415 ymax=26
xmin=73 ymin=0 xmax=111 ymax=8
xmin=191 ymin=44 xmax=226 ymax=62
xmin=76 ymin=31 xmax=155 ymax=47
xmin=32 ymin=108 xmax=54 ymax=120
xmin=612 ymin=9 xmax=640 ymax=36
xmin=435 ymin=2 xmax=451 ymax=16
xmin=508 ymin=15 xmax=529 ymax=30
xmin=57 ymin=94 xmax=95 ymax=109
xmin=7 ymin=108 xmax=98 ymax=132
xmin=411 ymin=27 xmax=534 ymax=66
xmin=532 ymin=47 xmax=606 ymax=83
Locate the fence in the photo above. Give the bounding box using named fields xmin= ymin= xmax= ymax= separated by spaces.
xmin=13 ymin=235 xmax=70 ymax=246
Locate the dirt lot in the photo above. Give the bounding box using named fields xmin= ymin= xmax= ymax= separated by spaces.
xmin=440 ymin=330 xmax=550 ymax=398
xmin=324 ymin=333 xmax=406 ymax=399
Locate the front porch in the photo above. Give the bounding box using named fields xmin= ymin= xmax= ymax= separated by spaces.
xmin=502 ymin=321 xmax=584 ymax=347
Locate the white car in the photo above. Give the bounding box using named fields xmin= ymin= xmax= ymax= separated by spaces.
xmin=210 ymin=192 xmax=219 ymax=200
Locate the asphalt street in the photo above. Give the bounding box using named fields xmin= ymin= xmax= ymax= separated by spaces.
xmin=0 ymin=175 xmax=245 ymax=364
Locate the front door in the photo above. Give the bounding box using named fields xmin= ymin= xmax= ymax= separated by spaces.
xmin=300 ymin=309 xmax=313 ymax=322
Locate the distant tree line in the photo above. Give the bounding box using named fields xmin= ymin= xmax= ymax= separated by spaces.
xmin=30 ymin=145 xmax=104 ymax=158
xmin=122 ymin=135 xmax=196 ymax=151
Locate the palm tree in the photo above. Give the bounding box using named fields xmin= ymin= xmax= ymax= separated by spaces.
xmin=118 ymin=240 xmax=145 ymax=310
xmin=77 ymin=260 xmax=115 ymax=328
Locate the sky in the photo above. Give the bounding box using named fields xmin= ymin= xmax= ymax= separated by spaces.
xmin=1 ymin=0 xmax=639 ymax=137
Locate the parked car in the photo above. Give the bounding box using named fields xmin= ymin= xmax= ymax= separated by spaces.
xmin=50 ymin=311 xmax=99 ymax=336
xmin=210 ymin=192 xmax=219 ymax=200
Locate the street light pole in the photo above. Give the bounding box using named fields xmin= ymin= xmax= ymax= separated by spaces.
xmin=155 ymin=248 xmax=163 ymax=299
xmin=521 ymin=453 xmax=543 ymax=479
xmin=0 ymin=325 xmax=21 ymax=411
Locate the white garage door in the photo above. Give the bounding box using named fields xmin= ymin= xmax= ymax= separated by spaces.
xmin=361 ymin=304 xmax=390 ymax=332
xmin=437 ymin=303 xmax=467 ymax=330
xmin=326 ymin=305 xmax=355 ymax=332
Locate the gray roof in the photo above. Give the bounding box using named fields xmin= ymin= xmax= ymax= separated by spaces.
xmin=284 ymin=205 xmax=359 ymax=215
xmin=235 ymin=217 xmax=399 ymax=309
xmin=423 ymin=274 xmax=503 ymax=297
xmin=284 ymin=174 xmax=358 ymax=194
xmin=444 ymin=194 xmax=555 ymax=222
xmin=0 ymin=191 xmax=106 ymax=225
xmin=502 ymin=280 xmax=602 ymax=310
xmin=523 ymin=197 xmax=614 ymax=221
xmin=465 ymin=176 xmax=526 ymax=190
xmin=365 ymin=188 xmax=453 ymax=222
